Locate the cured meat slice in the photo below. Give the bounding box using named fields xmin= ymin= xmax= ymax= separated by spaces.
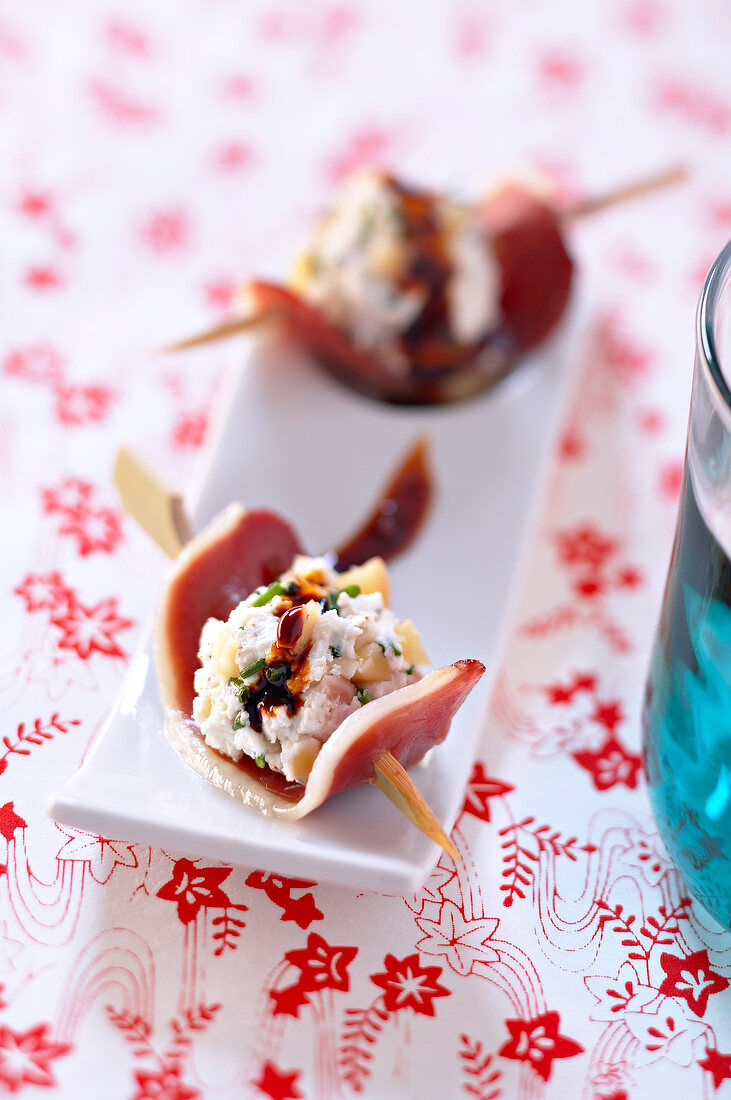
xmin=479 ymin=183 xmax=574 ymax=353
xmin=155 ymin=504 xmax=302 ymax=716
xmin=155 ymin=505 xmax=485 ymax=818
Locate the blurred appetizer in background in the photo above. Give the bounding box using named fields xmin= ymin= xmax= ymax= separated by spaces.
xmin=163 ymin=164 xmax=685 ymax=405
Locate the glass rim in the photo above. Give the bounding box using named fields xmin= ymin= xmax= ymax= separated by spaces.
xmin=698 ymin=237 xmax=731 ymax=421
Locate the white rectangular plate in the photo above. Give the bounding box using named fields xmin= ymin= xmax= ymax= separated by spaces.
xmin=50 ymin=331 xmax=570 ymax=893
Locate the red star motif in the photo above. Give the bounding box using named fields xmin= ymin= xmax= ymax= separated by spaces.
xmin=0 ymin=1023 xmax=70 ymax=1091
xmin=590 ymin=701 xmax=624 ymax=733
xmin=244 ymin=872 xmax=323 ymax=928
xmin=370 ymin=953 xmax=450 ymax=1017
xmin=499 ymin=1011 xmax=583 ymax=1082
xmin=251 ymin=1061 xmax=303 ymax=1100
xmin=573 ymin=737 xmax=642 ymax=791
xmin=269 ymin=985 xmax=310 ymax=1018
xmin=659 ymin=950 xmax=730 ymax=1017
xmin=546 ymin=682 xmax=575 ymax=705
xmin=699 ymin=1047 xmax=731 ymax=1090
xmin=13 ymin=571 xmax=73 ymax=613
xmin=51 ymin=596 xmax=133 ymax=660
xmin=283 ymin=933 xmax=357 ymax=995
xmin=0 ymin=803 xmax=26 ymax=842
xmin=58 ymin=507 xmax=123 ymax=556
xmin=572 ymin=673 xmax=598 ymax=693
xmin=616 ymin=566 xmax=643 ymax=589
xmin=461 ymin=762 xmax=514 ymax=822
xmin=156 ymin=859 xmax=232 ymax=925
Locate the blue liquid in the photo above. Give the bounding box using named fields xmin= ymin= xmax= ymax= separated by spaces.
xmin=643 ymin=467 xmax=731 ymax=929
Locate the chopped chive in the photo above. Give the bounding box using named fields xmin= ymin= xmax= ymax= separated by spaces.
xmin=232 ymin=712 xmax=247 ymax=730
xmin=391 ymin=643 xmax=402 ymax=656
xmin=325 ymin=591 xmax=340 ymax=613
xmin=240 ymin=657 xmax=265 ymax=679
xmin=252 ymin=581 xmax=286 ymax=607
xmin=340 ymin=584 xmax=361 ymax=598
xmin=330 ymin=645 xmax=341 ymax=658
xmin=228 ymin=677 xmax=251 ymax=703
xmin=265 ymin=662 xmax=289 ymax=685
xmin=357 ymin=687 xmax=372 ymax=705
xmin=406 ymin=665 xmax=415 ymax=676
xmin=377 ymin=642 xmax=386 ymax=655
xmin=255 ymin=754 xmax=266 ymax=769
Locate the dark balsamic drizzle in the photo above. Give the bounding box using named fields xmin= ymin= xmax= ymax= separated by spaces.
xmin=335 ymin=437 xmax=432 ymax=570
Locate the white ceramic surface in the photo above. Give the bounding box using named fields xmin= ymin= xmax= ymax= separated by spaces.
xmin=49 ymin=330 xmax=573 ymax=893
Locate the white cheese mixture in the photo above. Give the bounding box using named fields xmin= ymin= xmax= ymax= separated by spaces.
xmin=293 ymin=169 xmax=500 ymax=371
xmin=192 ymin=555 xmax=427 ymax=784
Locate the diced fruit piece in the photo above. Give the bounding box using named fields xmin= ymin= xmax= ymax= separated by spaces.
xmin=396 ymin=619 xmax=430 ymax=665
xmin=337 ymin=556 xmax=390 ymax=606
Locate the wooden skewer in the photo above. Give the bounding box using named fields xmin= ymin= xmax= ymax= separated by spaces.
xmin=563 ymin=162 xmax=688 ymax=220
xmin=114 ymin=447 xmax=461 ymax=861
xmin=156 ymin=307 xmax=282 ymax=356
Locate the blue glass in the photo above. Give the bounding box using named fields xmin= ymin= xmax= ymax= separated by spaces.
xmin=643 ymin=239 xmax=731 ymax=931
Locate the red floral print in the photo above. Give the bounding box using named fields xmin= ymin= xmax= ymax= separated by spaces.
xmin=658 ymin=950 xmax=730 ymax=1017
xmin=172 ymin=411 xmax=208 ymax=450
xmin=88 ymin=78 xmax=159 ymax=124
xmin=13 ymin=572 xmax=73 ymax=613
xmin=624 ymin=989 xmax=707 ymax=1066
xmin=284 ymin=933 xmax=357 ymax=994
xmin=699 ymin=1047 xmax=731 ymax=1090
xmin=461 ymin=761 xmax=514 ymax=822
xmin=17 ymin=189 xmax=53 ymax=218
xmin=251 ymin=1061 xmax=303 ymax=1100
xmin=54 ymin=383 xmax=114 ymax=427
xmin=0 ymin=1023 xmax=70 ymax=1092
xmin=52 ymin=596 xmax=133 ymax=660
xmin=156 ymin=860 xmax=233 ymax=925
xmin=556 ymin=526 xmax=617 ymax=569
xmin=0 ymin=803 xmax=27 ymax=842
xmin=203 ymin=279 xmax=236 ymax=310
xmin=369 ymin=953 xmax=450 ymax=1016
xmin=325 ymin=126 xmax=396 ymax=184
xmin=244 ymin=872 xmax=323 ymax=928
xmin=4 ymin=344 xmax=63 ymax=384
xmin=498 ymin=1011 xmax=583 ymax=1082
xmin=57 ymin=507 xmax=123 ymax=556
xmin=572 ymin=736 xmax=642 ymax=791
xmin=132 ymin=1061 xmax=199 ymax=1100
xmin=213 ymin=141 xmax=254 ymax=172
xmin=415 ymin=902 xmax=499 ymax=976
xmin=140 ymin=209 xmax=189 ymax=253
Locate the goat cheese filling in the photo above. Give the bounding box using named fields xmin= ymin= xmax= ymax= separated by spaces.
xmin=192 ymin=555 xmax=428 ymax=784
xmin=292 ymin=168 xmax=500 ymax=372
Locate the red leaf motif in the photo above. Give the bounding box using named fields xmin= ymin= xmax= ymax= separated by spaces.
xmin=369 ymin=953 xmax=451 ymax=1017
xmin=0 ymin=1023 xmax=70 ymax=1092
xmin=658 ymin=950 xmax=730 ymax=1017
xmin=461 ymin=761 xmax=514 ymax=822
xmin=572 ymin=737 xmax=642 ymax=791
xmin=51 ymin=596 xmax=133 ymax=660
xmin=498 ymin=1011 xmax=583 ymax=1082
xmin=699 ymin=1047 xmax=731 ymax=1090
xmin=156 ymin=859 xmax=233 ymax=925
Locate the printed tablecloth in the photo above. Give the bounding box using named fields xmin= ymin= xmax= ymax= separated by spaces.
xmin=2 ymin=1 xmax=731 ymax=1096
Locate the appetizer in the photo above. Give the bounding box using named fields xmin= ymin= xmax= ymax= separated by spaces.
xmin=155 ymin=504 xmax=484 ymax=822
xmin=163 ymin=164 xmax=684 ymax=404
